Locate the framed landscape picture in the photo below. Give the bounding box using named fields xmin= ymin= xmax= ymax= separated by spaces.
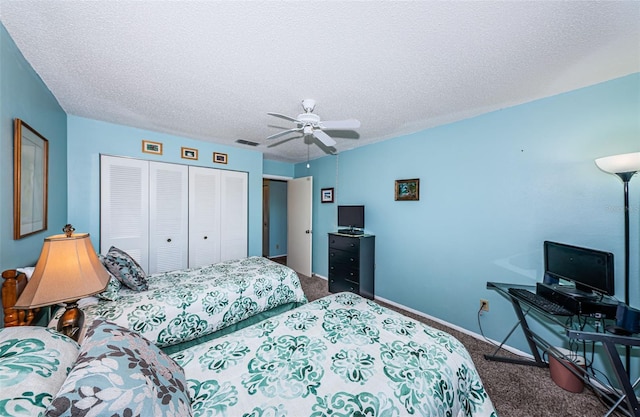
xmin=321 ymin=187 xmax=334 ymax=203
xmin=142 ymin=140 xmax=163 ymax=155
xmin=395 ymin=178 xmax=420 ymax=201
xmin=181 ymin=147 xmax=198 ymax=160
xmin=213 ymin=152 xmax=228 ymax=164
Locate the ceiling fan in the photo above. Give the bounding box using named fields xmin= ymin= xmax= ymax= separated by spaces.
xmin=267 ymin=99 xmax=360 ymax=151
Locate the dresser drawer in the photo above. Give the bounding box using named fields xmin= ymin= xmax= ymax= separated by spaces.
xmin=329 ymin=265 xmax=360 ymax=283
xmin=329 ymin=277 xmax=359 ymax=294
xmin=328 ymin=235 xmax=360 ymax=253
xmin=329 ymin=249 xmax=359 ymax=267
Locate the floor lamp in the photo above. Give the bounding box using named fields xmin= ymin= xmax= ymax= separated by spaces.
xmin=595 ymin=151 xmax=640 ymax=376
xmin=595 ymin=151 xmax=640 ymax=307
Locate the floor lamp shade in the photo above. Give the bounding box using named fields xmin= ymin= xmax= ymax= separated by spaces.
xmin=14 ymin=233 xmax=110 ymax=309
xmin=595 ymin=152 xmax=640 ymax=177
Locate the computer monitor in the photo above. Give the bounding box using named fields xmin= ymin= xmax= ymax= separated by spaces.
xmin=338 ymin=205 xmax=364 ymax=230
xmin=544 ymin=241 xmax=615 ymax=297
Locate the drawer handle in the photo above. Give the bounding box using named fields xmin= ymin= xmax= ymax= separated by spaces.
xmin=349 ymin=272 xmax=354 ymax=276
xmin=204 ymin=236 xmax=208 ymax=240
xmin=167 ymin=238 xmax=172 ymax=243
xmin=350 ymin=258 xmax=354 ymax=262
xmin=330 ymin=266 xmax=334 ymax=270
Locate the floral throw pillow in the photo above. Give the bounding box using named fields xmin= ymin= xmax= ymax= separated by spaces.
xmin=102 ymin=246 xmax=148 ymax=291
xmin=0 ymin=327 xmax=79 ymax=417
xmin=45 ymin=319 xmax=192 ymax=417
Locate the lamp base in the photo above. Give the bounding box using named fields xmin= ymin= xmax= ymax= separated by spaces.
xmin=57 ymin=301 xmax=84 ymax=341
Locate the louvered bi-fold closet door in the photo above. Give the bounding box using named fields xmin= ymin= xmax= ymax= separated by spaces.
xmin=148 ymin=162 xmax=188 ymax=274
xmin=100 ymin=155 xmax=150 ymax=271
xmin=188 ymin=166 xmax=221 ymax=268
xmin=220 ymin=170 xmax=248 ymax=261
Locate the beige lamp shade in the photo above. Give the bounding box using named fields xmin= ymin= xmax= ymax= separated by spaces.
xmin=595 ymin=152 xmax=640 ymax=174
xmin=14 ymin=233 xmax=110 ymax=309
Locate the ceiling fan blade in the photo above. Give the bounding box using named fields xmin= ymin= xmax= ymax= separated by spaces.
xmin=313 ymin=129 xmax=337 ymax=147
xmin=266 ymin=127 xmax=303 ymax=140
xmin=267 ymin=112 xmax=300 ymax=123
xmin=319 ymin=119 xmax=361 ymax=130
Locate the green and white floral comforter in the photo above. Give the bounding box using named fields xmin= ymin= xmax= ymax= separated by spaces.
xmin=59 ymin=257 xmax=307 ymax=349
xmin=171 ymin=292 xmax=498 ymax=417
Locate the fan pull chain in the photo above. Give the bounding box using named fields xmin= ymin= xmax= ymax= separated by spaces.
xmin=306 ymin=144 xmax=310 ymax=169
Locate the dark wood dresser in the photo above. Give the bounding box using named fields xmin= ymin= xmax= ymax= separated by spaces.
xmin=328 ymin=233 xmax=375 ymax=299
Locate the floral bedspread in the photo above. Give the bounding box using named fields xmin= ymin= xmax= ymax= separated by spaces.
xmin=171 ymin=292 xmax=498 ymax=417
xmin=66 ymin=257 xmax=307 ymax=348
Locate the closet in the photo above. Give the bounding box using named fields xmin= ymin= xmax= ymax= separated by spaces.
xmin=100 ymin=155 xmax=248 ymax=274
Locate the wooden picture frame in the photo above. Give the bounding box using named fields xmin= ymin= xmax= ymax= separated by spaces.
xmin=14 ymin=119 xmax=48 ymax=239
xmin=142 ymin=140 xmax=163 ymax=155
xmin=213 ymin=152 xmax=228 ymax=164
xmin=321 ymin=187 xmax=334 ymax=203
xmin=395 ymin=178 xmax=420 ymax=201
xmin=181 ymin=147 xmax=198 ymax=160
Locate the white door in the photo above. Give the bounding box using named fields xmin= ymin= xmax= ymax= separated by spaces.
xmin=100 ymin=155 xmax=150 ymax=271
xmin=189 ymin=166 xmax=221 ymax=268
xmin=287 ymin=176 xmax=313 ymax=276
xmin=220 ymin=170 xmax=248 ymax=261
xmin=148 ymin=162 xmax=188 ymax=274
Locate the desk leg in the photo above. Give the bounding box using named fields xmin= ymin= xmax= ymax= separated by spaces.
xmin=601 ymin=340 xmax=640 ymax=417
xmin=484 ymin=298 xmax=547 ymax=367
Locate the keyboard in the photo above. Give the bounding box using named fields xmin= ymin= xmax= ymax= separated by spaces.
xmin=508 ymin=288 xmax=573 ymax=316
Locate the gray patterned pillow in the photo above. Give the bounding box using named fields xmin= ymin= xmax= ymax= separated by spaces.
xmin=102 ymin=246 xmax=148 ymax=291
xmin=0 ymin=327 xmax=79 ymax=416
xmin=45 ymin=319 xmax=192 ymax=417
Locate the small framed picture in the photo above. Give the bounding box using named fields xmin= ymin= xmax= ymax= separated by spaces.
xmin=395 ymin=178 xmax=420 ymax=201
xmin=321 ymin=187 xmax=334 ymax=203
xmin=213 ymin=152 xmax=228 ymax=164
xmin=181 ymin=147 xmax=198 ymax=160
xmin=142 ymin=140 xmax=163 ymax=155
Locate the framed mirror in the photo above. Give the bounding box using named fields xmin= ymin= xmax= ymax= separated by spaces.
xmin=14 ymin=119 xmax=48 ymax=239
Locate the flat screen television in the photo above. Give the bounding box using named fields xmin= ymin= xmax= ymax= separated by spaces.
xmin=338 ymin=205 xmax=364 ymax=233
xmin=544 ymin=241 xmax=615 ymax=297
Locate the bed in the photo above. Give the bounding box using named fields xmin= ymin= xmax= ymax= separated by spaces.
xmin=0 ymin=292 xmax=498 ymax=417
xmin=2 ymin=256 xmax=307 ymax=353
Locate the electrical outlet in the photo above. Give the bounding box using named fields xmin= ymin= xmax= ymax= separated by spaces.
xmin=480 ymin=299 xmax=489 ymax=312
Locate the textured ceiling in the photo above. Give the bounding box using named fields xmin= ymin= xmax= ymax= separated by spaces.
xmin=1 ymin=1 xmax=638 ymax=163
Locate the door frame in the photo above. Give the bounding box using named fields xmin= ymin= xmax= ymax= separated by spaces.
xmin=262 ymin=174 xmax=313 ymax=275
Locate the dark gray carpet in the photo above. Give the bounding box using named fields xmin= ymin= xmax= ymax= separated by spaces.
xmin=297 ymin=273 xmax=613 ymax=417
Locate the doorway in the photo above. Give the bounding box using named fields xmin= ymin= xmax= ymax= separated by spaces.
xmin=262 ymin=179 xmax=288 ymax=261
xmin=262 ymin=176 xmax=313 ymax=276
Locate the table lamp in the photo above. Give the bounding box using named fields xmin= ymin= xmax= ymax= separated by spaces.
xmin=14 ymin=226 xmax=110 ymax=341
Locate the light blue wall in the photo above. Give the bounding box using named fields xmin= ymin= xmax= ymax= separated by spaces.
xmin=300 ymin=74 xmax=640 ymax=361
xmin=268 ymin=180 xmax=288 ymax=257
xmin=0 ymin=23 xmax=67 ymax=272
xmin=66 ymin=115 xmax=264 ymax=255
xmin=264 ymin=159 xmax=295 ymax=178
